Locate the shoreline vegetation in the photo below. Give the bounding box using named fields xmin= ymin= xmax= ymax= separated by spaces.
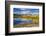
xmin=13 ymin=14 xmax=39 ymax=28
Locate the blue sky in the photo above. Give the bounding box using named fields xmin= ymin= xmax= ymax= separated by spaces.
xmin=13 ymin=8 xmax=39 ymax=14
